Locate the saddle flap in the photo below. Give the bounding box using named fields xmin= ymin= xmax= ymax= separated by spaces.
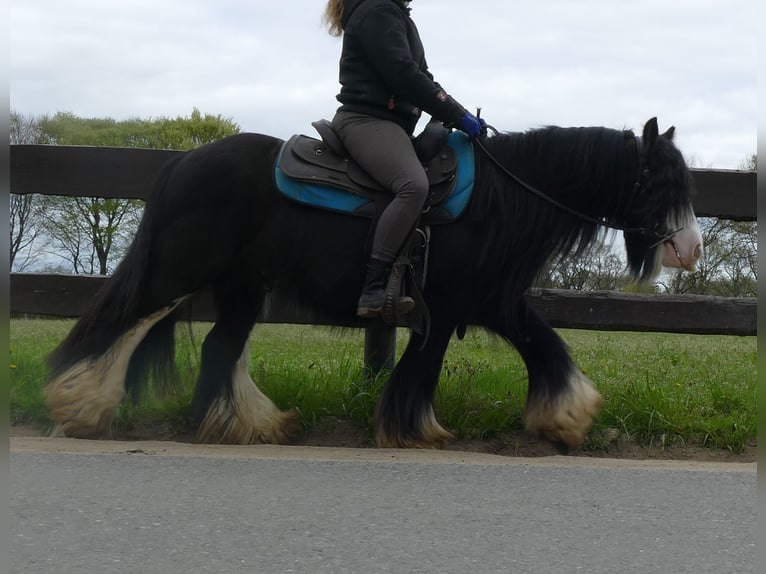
xmin=424 ymin=147 xmax=456 ymax=184
xmin=280 ymin=135 xmax=379 ymax=196
xmin=291 ymin=135 xmax=348 ymax=174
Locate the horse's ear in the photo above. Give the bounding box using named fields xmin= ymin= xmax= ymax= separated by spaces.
xmin=662 ymin=126 xmax=676 ymax=141
xmin=642 ymin=117 xmax=659 ymax=154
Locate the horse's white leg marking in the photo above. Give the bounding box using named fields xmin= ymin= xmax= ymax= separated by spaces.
xmin=524 ymin=367 xmax=603 ymax=448
xmin=376 ymin=404 xmax=452 ymax=449
xmin=197 ymin=339 xmax=298 ymax=445
xmin=45 ymin=304 xmax=179 ymax=438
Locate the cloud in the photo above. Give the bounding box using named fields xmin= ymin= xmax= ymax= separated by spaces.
xmin=9 ymin=0 xmax=757 ymax=168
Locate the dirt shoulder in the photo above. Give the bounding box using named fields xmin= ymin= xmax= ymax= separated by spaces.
xmin=10 ymin=421 xmax=757 ymax=471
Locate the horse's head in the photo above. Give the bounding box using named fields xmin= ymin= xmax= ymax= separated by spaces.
xmin=623 ymin=118 xmax=703 ymax=282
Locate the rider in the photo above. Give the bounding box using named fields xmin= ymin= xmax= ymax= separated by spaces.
xmin=323 ymin=0 xmax=486 ymax=318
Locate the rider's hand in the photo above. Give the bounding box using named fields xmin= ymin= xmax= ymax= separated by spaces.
xmin=457 ymin=112 xmax=487 ymax=139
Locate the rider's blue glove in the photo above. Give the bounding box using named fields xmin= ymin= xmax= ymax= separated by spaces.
xmin=457 ymin=112 xmax=487 ymax=139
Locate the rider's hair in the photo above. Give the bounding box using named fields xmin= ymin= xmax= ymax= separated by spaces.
xmin=323 ymin=0 xmax=344 ymax=37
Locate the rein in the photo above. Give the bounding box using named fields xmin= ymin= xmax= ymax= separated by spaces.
xmin=473 ymin=127 xmax=650 ymax=237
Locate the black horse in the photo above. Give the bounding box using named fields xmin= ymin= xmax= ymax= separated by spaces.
xmin=45 ymin=117 xmax=702 ymax=449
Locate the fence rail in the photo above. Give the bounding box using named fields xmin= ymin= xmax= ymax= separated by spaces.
xmin=10 ymin=272 xmax=756 ymax=336
xmin=10 ymin=144 xmax=757 ymax=220
xmin=9 ymin=143 xmax=757 ymax=369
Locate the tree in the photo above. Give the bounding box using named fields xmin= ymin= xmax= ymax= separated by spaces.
xmin=535 ymin=238 xmax=629 ymax=291
xmin=9 ymin=193 xmax=41 ymax=271
xmin=39 ymin=108 xmax=240 ymax=150
xmin=10 ymin=111 xmax=50 ymax=145
xmin=39 ymin=197 xmax=138 ymax=275
xmin=9 ymin=112 xmax=51 ymax=270
xmin=28 ymin=109 xmax=240 ymax=274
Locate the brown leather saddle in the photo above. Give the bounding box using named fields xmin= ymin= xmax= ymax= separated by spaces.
xmin=278 ymin=119 xmax=459 ymax=211
xmin=275 ymin=120 xmax=469 ymax=333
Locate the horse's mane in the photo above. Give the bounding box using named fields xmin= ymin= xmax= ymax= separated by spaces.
xmin=470 ymin=125 xmax=638 ymax=298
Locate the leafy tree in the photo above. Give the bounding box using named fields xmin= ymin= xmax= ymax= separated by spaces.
xmin=11 ymin=111 xmax=50 ymax=145
xmin=39 ymin=108 xmax=240 ymax=151
xmin=39 ymin=196 xmax=138 ymax=275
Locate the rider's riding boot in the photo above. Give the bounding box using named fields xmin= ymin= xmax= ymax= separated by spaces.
xmin=357 ymin=258 xmax=389 ymax=318
xmin=357 ymin=258 xmax=415 ymax=318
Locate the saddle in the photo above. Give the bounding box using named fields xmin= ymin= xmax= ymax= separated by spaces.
xmin=275 ymin=120 xmax=474 ymax=224
xmin=274 ymin=120 xmax=476 ymax=332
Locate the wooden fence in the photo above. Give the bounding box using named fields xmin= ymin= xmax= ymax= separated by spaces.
xmin=9 ymin=145 xmax=757 ymax=370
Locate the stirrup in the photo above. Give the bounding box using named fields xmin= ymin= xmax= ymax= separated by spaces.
xmin=381 ymin=259 xmax=414 ymax=324
xmin=398 ymin=295 xmax=415 ymax=314
xmin=358 ymin=293 xmax=415 ymax=319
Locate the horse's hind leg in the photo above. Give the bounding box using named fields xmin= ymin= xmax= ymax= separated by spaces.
xmin=488 ymin=300 xmax=602 ymax=449
xmin=45 ymin=301 xmax=184 ymax=437
xmin=194 ymin=283 xmax=299 ymax=445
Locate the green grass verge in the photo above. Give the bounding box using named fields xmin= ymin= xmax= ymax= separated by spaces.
xmin=9 ymin=319 xmax=757 ymax=452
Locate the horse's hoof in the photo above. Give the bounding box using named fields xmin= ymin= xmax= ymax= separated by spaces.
xmin=524 ymin=370 xmax=603 ymax=449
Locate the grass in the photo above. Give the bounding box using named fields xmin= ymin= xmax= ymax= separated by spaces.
xmin=9 ymin=319 xmax=757 ymax=453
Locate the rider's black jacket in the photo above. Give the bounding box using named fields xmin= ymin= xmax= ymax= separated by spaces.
xmin=336 ymin=0 xmax=468 ymax=134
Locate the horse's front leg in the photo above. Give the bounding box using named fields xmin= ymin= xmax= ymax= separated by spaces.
xmin=487 ymin=299 xmax=603 ymax=449
xmin=374 ymin=316 xmax=456 ymax=448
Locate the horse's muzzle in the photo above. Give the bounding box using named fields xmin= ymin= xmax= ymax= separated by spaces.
xmin=661 ymin=220 xmax=704 ymax=272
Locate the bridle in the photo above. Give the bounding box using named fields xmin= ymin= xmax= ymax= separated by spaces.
xmin=472 ymin=125 xmax=683 ymax=246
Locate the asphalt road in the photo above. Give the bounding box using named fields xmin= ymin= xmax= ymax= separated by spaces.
xmin=10 ymin=440 xmax=756 ymax=574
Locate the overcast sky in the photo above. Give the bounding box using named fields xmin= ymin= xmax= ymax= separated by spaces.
xmin=9 ymin=0 xmax=757 ymax=169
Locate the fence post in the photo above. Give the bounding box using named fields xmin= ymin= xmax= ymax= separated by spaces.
xmin=363 ymin=322 xmax=397 ymax=380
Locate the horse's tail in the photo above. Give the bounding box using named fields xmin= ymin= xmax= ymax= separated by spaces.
xmin=45 ymin=154 xmax=185 ymax=434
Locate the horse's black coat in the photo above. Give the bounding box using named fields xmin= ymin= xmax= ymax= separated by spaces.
xmin=46 ymin=118 xmax=696 ymax=447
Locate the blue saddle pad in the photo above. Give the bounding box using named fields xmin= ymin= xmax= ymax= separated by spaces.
xmin=274 ymin=131 xmax=475 ymax=223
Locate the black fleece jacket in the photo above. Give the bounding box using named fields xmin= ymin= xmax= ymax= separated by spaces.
xmin=336 ymin=0 xmax=468 ymax=134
